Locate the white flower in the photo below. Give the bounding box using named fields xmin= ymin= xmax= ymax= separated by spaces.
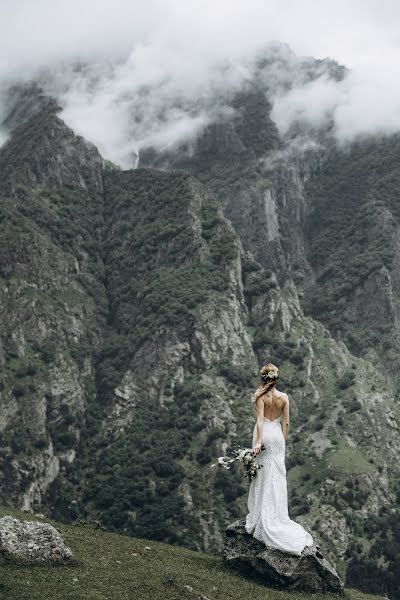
xmin=217 ymin=455 xmax=235 ymax=469
xmin=210 ymin=443 xmax=264 ymax=482
xmin=267 ymin=369 xmax=278 ymax=378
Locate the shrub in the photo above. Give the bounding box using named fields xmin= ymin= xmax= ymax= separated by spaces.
xmin=195 ymin=446 xmax=213 ymax=466
xmin=337 ymin=371 xmax=356 ymax=389
xmin=13 ymin=383 xmax=26 ymax=397
xmin=40 ymin=339 xmax=57 ymax=364
xmin=33 ymin=437 xmax=48 ymax=449
xmin=213 ymin=468 xmax=246 ymax=502
xmin=216 ymin=359 xmax=254 ymax=387
xmin=15 ymin=363 xmax=37 ymax=378
xmin=348 ymin=399 xmax=362 ymax=413
xmin=52 ymin=431 xmax=76 ymax=450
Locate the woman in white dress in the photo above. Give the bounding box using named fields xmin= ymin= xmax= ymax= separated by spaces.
xmin=245 ymin=362 xmax=314 ymax=556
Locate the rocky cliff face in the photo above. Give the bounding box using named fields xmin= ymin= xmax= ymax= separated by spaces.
xmin=0 ymin=101 xmax=106 ymax=512
xmin=77 ymin=166 xmax=259 ymax=548
xmin=1 ymin=68 xmax=400 ymax=598
xmin=0 ymin=100 xmax=260 ymax=550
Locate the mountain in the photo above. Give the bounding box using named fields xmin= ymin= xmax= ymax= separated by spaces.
xmin=140 ymin=59 xmax=400 ymax=597
xmin=0 ymin=47 xmax=399 ymax=598
xmin=0 ymin=98 xmax=258 ymax=550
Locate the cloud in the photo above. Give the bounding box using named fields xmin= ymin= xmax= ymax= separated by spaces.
xmin=0 ymin=130 xmax=8 ymax=148
xmin=38 ymin=51 xmax=249 ymax=167
xmin=260 ymin=137 xmax=325 ymax=172
xmin=270 ymin=76 xmax=343 ymax=133
xmin=1 ymin=1 xmax=400 ymax=165
xmin=333 ymin=61 xmax=400 ymax=141
xmin=270 ymin=48 xmax=400 ymax=144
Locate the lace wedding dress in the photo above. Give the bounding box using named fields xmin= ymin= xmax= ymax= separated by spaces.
xmin=245 ymin=414 xmax=314 ymax=555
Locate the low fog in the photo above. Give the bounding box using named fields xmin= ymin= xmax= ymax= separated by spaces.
xmin=1 ymin=0 xmax=400 ymax=166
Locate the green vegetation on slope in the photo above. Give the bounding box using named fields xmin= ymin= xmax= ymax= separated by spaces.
xmin=47 ymin=167 xmax=247 ymax=543
xmin=80 ymin=376 xmax=208 ymax=545
xmin=98 ymin=168 xmax=237 ymax=371
xmin=0 ymin=106 xmax=107 ymax=475
xmin=140 ymin=83 xmax=282 ymax=268
xmin=0 ymin=105 xmax=257 ymax=554
xmin=0 ymin=507 xmax=384 ymax=600
xmin=303 ymin=136 xmax=400 ymax=354
xmin=344 ymin=478 xmax=400 ymax=598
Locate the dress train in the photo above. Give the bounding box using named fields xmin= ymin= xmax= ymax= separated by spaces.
xmin=245 ymin=415 xmax=314 ymax=556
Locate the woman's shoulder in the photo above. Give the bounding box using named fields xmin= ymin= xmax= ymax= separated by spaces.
xmin=275 ymin=389 xmax=289 ymax=403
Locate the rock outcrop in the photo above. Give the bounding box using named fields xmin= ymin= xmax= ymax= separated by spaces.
xmin=223 ymin=520 xmax=344 ymax=593
xmin=0 ymin=516 xmax=73 ymax=562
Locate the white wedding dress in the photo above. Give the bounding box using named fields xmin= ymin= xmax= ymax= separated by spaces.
xmin=245 ymin=414 xmax=314 ymax=555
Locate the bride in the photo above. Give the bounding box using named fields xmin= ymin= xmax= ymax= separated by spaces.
xmin=245 ymin=362 xmax=314 ymax=555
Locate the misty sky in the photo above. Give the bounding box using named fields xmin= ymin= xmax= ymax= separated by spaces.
xmin=1 ymin=0 xmax=400 ymax=166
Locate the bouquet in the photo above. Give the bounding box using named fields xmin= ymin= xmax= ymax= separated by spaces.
xmin=210 ymin=442 xmax=266 ymax=482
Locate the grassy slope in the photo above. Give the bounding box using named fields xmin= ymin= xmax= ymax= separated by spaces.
xmin=0 ymin=507 xmax=384 ymax=600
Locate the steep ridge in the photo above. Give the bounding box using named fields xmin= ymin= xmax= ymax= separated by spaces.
xmin=77 ymin=166 xmax=259 ymax=548
xmin=0 ymin=103 xmax=260 ymax=550
xmin=0 ymin=103 xmax=107 ymax=511
xmin=302 ymin=137 xmax=400 ymax=365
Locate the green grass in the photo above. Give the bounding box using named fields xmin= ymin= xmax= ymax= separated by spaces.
xmin=327 ymin=440 xmax=375 ymax=475
xmin=0 ymin=507 xmax=385 ymax=600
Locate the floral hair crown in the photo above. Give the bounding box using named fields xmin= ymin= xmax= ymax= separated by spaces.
xmin=260 ymin=367 xmax=279 ymax=382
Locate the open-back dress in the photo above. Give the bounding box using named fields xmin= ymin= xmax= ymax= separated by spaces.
xmin=245 ymin=414 xmax=314 ymax=555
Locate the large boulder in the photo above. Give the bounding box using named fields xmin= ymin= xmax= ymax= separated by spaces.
xmin=0 ymin=516 xmax=73 ymax=562
xmin=223 ymin=519 xmax=344 ymax=593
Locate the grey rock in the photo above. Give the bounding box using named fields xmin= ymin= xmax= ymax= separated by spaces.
xmin=0 ymin=516 xmax=73 ymax=562
xmin=223 ymin=520 xmax=344 ymax=593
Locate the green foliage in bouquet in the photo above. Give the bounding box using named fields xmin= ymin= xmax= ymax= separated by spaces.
xmin=210 ymin=442 xmax=266 ymax=482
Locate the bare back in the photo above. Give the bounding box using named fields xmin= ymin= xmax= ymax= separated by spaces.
xmin=261 ymin=389 xmax=286 ymax=420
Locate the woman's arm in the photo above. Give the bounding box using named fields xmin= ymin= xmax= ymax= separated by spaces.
xmin=282 ymin=394 xmax=289 ymax=440
xmin=253 ymin=396 xmax=264 ymax=455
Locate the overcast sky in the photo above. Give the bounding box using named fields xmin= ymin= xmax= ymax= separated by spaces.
xmin=1 ymin=0 xmax=400 ymax=165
